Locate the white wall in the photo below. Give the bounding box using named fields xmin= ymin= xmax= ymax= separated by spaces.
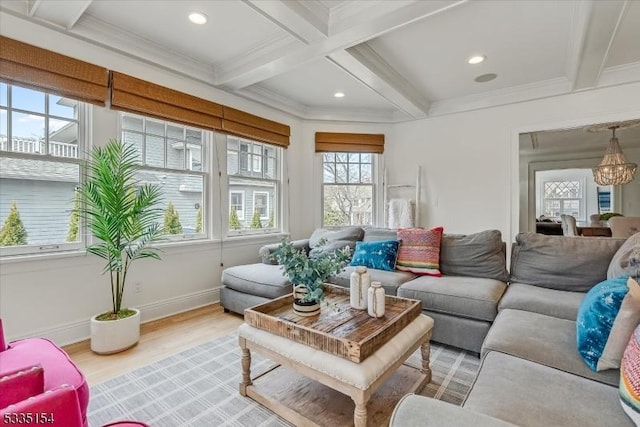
xmin=387 ymin=82 xmax=640 ymax=242
xmin=2 ymin=11 xmax=640 ymax=345
xmin=0 ymin=16 xmax=307 ymax=344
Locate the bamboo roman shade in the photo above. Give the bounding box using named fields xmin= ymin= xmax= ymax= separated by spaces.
xmin=222 ymin=106 xmax=290 ymax=148
xmin=110 ymin=71 xmax=224 ymax=132
xmin=315 ymin=132 xmax=385 ymax=154
xmin=110 ymin=72 xmax=290 ymax=147
xmin=0 ymin=36 xmax=109 ymax=106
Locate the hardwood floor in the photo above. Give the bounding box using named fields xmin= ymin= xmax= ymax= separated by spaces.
xmin=63 ymin=304 xmax=244 ymax=385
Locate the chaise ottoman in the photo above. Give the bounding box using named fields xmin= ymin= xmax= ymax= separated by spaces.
xmin=220 ymin=263 xmax=292 ymax=314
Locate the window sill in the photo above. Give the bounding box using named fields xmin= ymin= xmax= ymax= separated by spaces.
xmin=0 ymin=233 xmax=290 ymax=267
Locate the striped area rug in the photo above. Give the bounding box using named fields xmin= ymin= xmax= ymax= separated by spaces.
xmin=88 ymin=333 xmax=480 ymax=426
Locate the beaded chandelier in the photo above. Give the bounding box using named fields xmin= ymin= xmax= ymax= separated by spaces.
xmin=592 ymin=125 xmax=638 ymax=186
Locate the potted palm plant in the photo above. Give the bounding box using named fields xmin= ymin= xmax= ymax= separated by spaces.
xmin=273 ymin=240 xmax=351 ymax=316
xmin=79 ymin=139 xmax=164 ymax=354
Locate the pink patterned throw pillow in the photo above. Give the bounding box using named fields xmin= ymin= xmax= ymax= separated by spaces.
xmin=396 ymin=227 xmax=443 ymax=276
xmin=621 ymin=322 xmax=640 ymax=426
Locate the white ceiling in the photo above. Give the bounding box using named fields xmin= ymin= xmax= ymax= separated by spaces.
xmin=1 ymin=0 xmax=639 ymax=123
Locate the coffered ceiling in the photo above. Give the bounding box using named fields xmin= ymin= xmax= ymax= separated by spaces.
xmin=1 ymin=0 xmax=639 ymax=122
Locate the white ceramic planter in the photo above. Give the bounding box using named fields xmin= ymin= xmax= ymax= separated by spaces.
xmin=90 ymin=308 xmax=141 ymax=354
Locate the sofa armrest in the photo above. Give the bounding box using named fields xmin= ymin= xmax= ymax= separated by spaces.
xmin=258 ymin=239 xmax=310 ymax=265
xmin=0 ymin=385 xmax=83 ymax=427
xmin=390 ymin=394 xmax=516 ymax=427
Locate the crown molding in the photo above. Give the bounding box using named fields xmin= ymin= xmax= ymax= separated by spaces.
xmin=427 ymin=77 xmax=572 ymax=118
xmin=598 ymin=61 xmax=640 ymax=88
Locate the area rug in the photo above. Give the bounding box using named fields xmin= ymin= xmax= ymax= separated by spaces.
xmin=88 ymin=333 xmax=480 ymax=426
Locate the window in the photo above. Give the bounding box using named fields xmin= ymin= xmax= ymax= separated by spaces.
xmin=0 ymin=83 xmax=85 ymax=255
xmin=253 ymin=192 xmax=269 ymax=219
xmin=227 ymin=137 xmax=280 ymax=232
xmin=121 ymin=113 xmax=207 ymax=238
xmin=542 ymin=180 xmax=582 ymax=219
xmin=230 ymin=191 xmax=245 ymax=219
xmin=322 ymin=152 xmax=374 ymax=226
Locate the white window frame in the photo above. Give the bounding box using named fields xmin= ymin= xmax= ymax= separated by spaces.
xmin=541 ymin=178 xmax=585 ymax=221
xmin=227 ymin=137 xmax=281 ymax=236
xmin=120 ymin=112 xmax=208 ymax=242
xmin=253 ymin=191 xmax=269 ymax=220
xmin=230 ymin=190 xmax=245 ymax=219
xmin=0 ymin=83 xmax=88 ymax=257
xmin=320 ymin=152 xmax=377 ymax=227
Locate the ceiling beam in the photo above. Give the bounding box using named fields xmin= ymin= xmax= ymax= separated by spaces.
xmin=569 ymin=0 xmax=628 ymax=90
xmin=329 ymin=44 xmax=430 ymax=118
xmin=27 ymin=0 xmax=42 ymax=16
xmin=217 ymin=0 xmax=467 ymax=90
xmin=27 ymin=0 xmax=93 ymax=30
xmin=242 ymin=0 xmax=328 ymax=44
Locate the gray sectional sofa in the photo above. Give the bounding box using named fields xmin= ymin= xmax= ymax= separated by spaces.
xmin=221 ymin=226 xmax=510 ymax=353
xmin=390 ymin=233 xmax=637 ymax=427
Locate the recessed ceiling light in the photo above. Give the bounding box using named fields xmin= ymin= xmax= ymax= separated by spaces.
xmin=334 ymin=92 xmax=345 ymax=98
xmin=188 ymin=12 xmax=208 ymax=25
xmin=474 ymin=73 xmax=497 ymax=83
xmin=468 ymin=55 xmax=486 ymax=65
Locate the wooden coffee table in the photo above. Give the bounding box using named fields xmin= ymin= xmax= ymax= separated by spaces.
xmin=238 ymin=285 xmax=434 ymax=427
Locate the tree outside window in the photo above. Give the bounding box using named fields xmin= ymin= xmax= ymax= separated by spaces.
xmin=322 ymin=152 xmax=374 ymax=226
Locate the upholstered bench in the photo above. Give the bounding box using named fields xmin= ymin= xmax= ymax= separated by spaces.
xmin=220 ymin=263 xmax=292 ymax=314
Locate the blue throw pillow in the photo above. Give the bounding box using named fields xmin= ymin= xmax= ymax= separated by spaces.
xmin=576 ymin=275 xmax=640 ymax=371
xmin=350 ymin=240 xmax=400 ymax=271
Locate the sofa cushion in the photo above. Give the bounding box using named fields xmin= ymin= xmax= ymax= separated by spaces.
xmin=577 ymin=276 xmax=640 ymax=371
xmin=482 ymin=309 xmax=620 ymax=386
xmin=390 ymin=394 xmax=516 ymax=427
xmin=463 ymin=351 xmax=633 ymax=427
xmin=0 ymin=365 xmax=44 ymax=409
xmin=620 ymin=324 xmax=640 ymax=425
xmin=329 ymin=266 xmax=416 ymax=296
xmin=222 ymin=263 xmax=292 ymax=299
xmin=350 ymin=240 xmax=399 ymax=271
xmin=259 ymin=239 xmax=310 ymax=265
xmin=398 ymin=276 xmax=507 ymax=322
xmin=608 ymin=232 xmax=640 ymax=279
xmin=396 ymin=227 xmax=443 ymax=276
xmin=499 ymin=283 xmax=584 ymax=320
xmin=439 ymin=230 xmax=508 ymax=282
xmin=308 ymin=226 xmax=364 ymax=258
xmin=362 ymin=227 xmax=398 ymax=241
xmin=510 ymin=233 xmax=625 ymax=291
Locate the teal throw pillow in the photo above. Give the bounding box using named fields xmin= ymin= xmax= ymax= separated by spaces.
xmin=350 ymin=240 xmax=400 ymax=272
xmin=576 ymin=275 xmax=640 ymax=371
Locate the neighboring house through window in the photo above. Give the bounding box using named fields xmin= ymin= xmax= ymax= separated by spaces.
xmin=253 ymin=191 xmax=269 ymax=219
xmin=0 ymin=83 xmax=85 ymax=255
xmin=230 ymin=191 xmax=245 ymax=219
xmin=322 ymin=152 xmax=375 ymax=226
xmin=121 ymin=113 xmax=207 ymax=238
xmin=227 ymin=137 xmax=280 ymax=232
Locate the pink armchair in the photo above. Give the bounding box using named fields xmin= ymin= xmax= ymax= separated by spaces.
xmin=0 ymin=318 xmax=89 ymax=427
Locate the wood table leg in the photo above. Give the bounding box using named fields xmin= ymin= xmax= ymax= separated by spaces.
xmin=352 ymin=391 xmax=369 ymax=427
xmin=420 ymin=338 xmax=432 ymax=384
xmin=239 ymin=337 xmax=252 ymax=396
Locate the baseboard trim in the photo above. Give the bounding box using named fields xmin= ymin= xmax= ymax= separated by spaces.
xmin=10 ymin=288 xmax=222 ymax=346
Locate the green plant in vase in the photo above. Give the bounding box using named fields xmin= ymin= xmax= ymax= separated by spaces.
xmin=78 ymin=139 xmax=164 ymax=353
xmin=273 ymin=239 xmax=351 ymax=314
